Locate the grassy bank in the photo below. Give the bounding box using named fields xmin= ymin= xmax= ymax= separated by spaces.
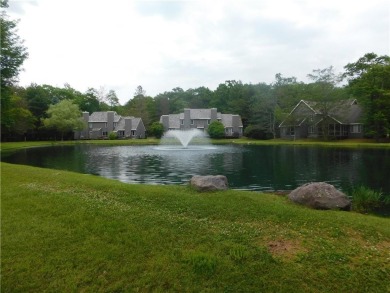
xmin=1 ymin=137 xmax=390 ymax=153
xmin=2 ymin=163 xmax=389 ymax=292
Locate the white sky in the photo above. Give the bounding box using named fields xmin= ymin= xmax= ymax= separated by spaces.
xmin=7 ymin=0 xmax=390 ymax=104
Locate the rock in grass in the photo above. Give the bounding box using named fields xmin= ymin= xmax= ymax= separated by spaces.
xmin=190 ymin=175 xmax=228 ymax=192
xmin=288 ymin=182 xmax=351 ymax=211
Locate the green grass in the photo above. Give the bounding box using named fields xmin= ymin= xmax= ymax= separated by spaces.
xmin=0 ymin=138 xmax=160 ymax=151
xmin=2 ymin=162 xmax=389 ymax=292
xmin=1 ymin=137 xmax=390 ymax=153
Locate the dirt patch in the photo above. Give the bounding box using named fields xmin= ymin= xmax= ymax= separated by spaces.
xmin=267 ymin=239 xmax=306 ymax=259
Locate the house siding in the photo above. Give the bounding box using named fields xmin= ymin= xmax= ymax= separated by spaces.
xmin=75 ymin=112 xmax=145 ymax=139
xmin=160 ymin=108 xmax=243 ymax=137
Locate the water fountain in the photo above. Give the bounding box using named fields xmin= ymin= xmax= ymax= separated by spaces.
xmin=156 ymin=129 xmax=216 ymax=150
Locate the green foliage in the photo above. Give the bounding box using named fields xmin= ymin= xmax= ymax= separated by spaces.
xmin=108 ymin=131 xmax=117 ymax=140
xmin=350 ymin=185 xmax=384 ymax=213
xmin=4 ymin=50 xmax=390 ymax=143
xmin=43 ymin=100 xmax=85 ymax=140
xmin=344 ymin=53 xmax=390 ymax=140
xmin=207 ymin=120 xmax=225 ymax=138
xmin=1 ymin=2 xmax=29 ymax=133
xmin=244 ymin=125 xmax=273 ymax=140
xmin=148 ymin=122 xmax=164 ymax=138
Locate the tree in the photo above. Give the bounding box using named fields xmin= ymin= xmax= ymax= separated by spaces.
xmin=43 ymin=100 xmax=85 ymax=140
xmin=306 ymin=66 xmax=346 ymax=140
xmin=7 ymin=94 xmax=35 ymax=136
xmin=1 ymin=88 xmax=35 ymax=140
xmin=124 ymin=86 xmax=156 ymax=128
xmin=106 ymin=89 xmax=120 ymax=109
xmin=79 ymin=88 xmax=101 ymax=113
xmin=148 ymin=122 xmax=164 ymax=138
xmin=343 ymin=53 xmax=390 ymax=140
xmin=342 ymin=52 xmax=390 ymax=81
xmin=207 ymin=121 xmax=225 ymax=138
xmin=1 ymin=0 xmax=29 ymax=132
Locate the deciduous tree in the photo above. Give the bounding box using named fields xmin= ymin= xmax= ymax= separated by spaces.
xmin=343 ymin=53 xmax=390 ymax=139
xmin=43 ymin=100 xmax=85 ymax=140
xmin=1 ymin=0 xmax=28 ymax=132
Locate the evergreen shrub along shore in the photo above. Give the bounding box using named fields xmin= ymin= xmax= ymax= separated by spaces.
xmin=2 ymin=162 xmax=389 ymax=292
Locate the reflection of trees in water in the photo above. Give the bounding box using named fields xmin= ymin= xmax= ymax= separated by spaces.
xmin=3 ymin=145 xmax=389 ymax=194
xmin=85 ymin=146 xmax=243 ymax=185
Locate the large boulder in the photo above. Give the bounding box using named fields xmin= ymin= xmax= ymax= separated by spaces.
xmin=288 ymin=182 xmax=351 ymax=211
xmin=190 ymin=175 xmax=229 ymax=192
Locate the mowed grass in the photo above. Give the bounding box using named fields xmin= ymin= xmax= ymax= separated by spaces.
xmin=1 ymin=162 xmax=390 ymax=292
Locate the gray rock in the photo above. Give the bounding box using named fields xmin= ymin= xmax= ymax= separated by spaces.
xmin=190 ymin=175 xmax=229 ymax=192
xmin=288 ymin=182 xmax=351 ymax=211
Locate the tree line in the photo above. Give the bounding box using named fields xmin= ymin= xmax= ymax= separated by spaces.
xmin=1 ymin=1 xmax=389 ymax=141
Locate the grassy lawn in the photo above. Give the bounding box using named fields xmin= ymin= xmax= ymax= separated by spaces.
xmin=2 ymin=162 xmax=389 ymax=292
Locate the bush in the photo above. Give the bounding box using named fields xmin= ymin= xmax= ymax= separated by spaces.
xmin=207 ymin=121 xmax=225 ymax=139
xmin=108 ymin=132 xmax=117 ymax=140
xmin=244 ymin=125 xmax=273 ymax=140
xmin=349 ymin=186 xmax=384 ymax=213
xmin=148 ymin=122 xmax=165 ymax=139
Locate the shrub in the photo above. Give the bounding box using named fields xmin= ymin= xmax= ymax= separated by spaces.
xmin=349 ymin=186 xmax=383 ymax=213
xmin=108 ymin=131 xmax=117 ymax=140
xmin=148 ymin=122 xmax=165 ymax=139
xmin=207 ymin=121 xmax=225 ymax=139
xmin=244 ymin=125 xmax=273 ymax=140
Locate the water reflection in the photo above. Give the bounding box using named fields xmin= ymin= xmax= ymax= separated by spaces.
xmin=1 ymin=144 xmax=389 ymax=194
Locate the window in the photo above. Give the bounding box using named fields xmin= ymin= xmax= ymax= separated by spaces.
xmin=131 ymin=130 xmax=136 ymax=136
xmin=180 ymin=119 xmax=184 ymax=125
xmin=102 ymin=131 xmax=108 ymax=136
xmin=350 ymin=124 xmax=362 ymax=133
xmin=287 ymin=127 xmax=295 ymax=136
xmin=191 ymin=119 xmax=194 ymax=125
xmin=207 ymin=119 xmax=211 ymax=125
xmin=308 ymin=126 xmax=315 ymax=134
xmin=89 ymin=123 xmax=92 ymax=128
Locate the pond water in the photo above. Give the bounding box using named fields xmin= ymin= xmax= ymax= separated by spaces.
xmin=2 ymin=144 xmax=390 ymax=196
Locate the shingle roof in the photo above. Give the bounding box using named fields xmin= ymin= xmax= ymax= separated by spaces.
xmin=89 ymin=111 xmax=121 ymax=123
xmin=131 ymin=118 xmax=142 ymax=130
xmin=220 ymin=114 xmax=243 ymax=127
xmin=189 ymin=109 xmax=212 ymax=119
xmin=169 ymin=114 xmax=181 ymax=129
xmin=114 ymin=116 xmax=142 ymax=131
xmin=280 ymin=99 xmax=363 ymax=127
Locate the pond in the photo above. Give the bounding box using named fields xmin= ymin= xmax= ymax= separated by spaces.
xmin=2 ymin=144 xmax=390 ymax=196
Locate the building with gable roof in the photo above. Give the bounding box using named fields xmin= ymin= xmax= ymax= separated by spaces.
xmin=160 ymin=108 xmax=243 ymax=137
xmin=75 ymin=111 xmax=146 ymax=139
xmin=279 ymin=99 xmax=364 ymax=139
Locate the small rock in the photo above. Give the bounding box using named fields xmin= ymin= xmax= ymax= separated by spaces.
xmin=190 ymin=175 xmax=228 ymax=192
xmin=288 ymin=182 xmax=351 ymax=211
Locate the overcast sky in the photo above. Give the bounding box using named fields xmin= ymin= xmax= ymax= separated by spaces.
xmin=7 ymin=0 xmax=390 ymax=104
